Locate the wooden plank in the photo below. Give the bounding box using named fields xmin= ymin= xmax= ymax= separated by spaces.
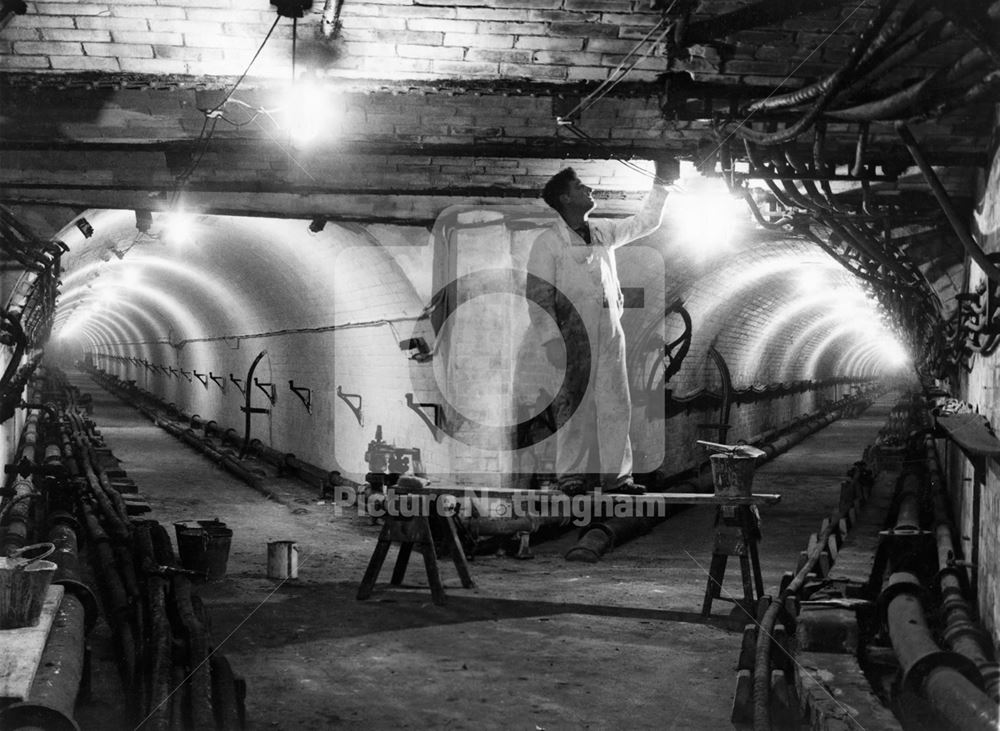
xmin=0 ymin=584 xmax=64 ymax=700
xmin=392 ymin=485 xmax=780 ymax=505
xmin=935 ymin=413 xmax=1000 ymax=457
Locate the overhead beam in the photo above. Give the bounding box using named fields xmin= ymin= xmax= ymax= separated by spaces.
xmin=0 ymin=186 xmax=646 ymax=225
xmin=684 ymin=0 xmax=845 ymax=43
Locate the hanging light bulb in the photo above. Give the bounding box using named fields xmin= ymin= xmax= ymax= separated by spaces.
xmin=666 ymin=173 xmax=746 ymax=254
xmin=282 ymin=77 xmax=333 ymax=146
xmin=164 ymin=209 xmax=195 ymax=245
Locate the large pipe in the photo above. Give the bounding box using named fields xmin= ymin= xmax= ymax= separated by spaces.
xmin=925 ymin=439 xmax=1000 ymax=702
xmin=566 ymin=397 xmax=859 ymax=564
xmin=896 ymin=122 xmax=1000 ymax=285
xmin=0 ymin=594 xmax=86 ymax=731
xmin=883 ymin=572 xmax=998 ymax=731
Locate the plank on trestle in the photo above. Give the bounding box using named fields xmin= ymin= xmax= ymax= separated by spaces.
xmin=0 ymin=585 xmax=64 ymax=700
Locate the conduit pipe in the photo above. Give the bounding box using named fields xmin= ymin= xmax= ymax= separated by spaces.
xmin=1 ymin=405 xmax=39 ymax=552
xmin=749 ymin=440 xmax=875 ymax=731
xmin=734 ymin=0 xmax=901 ymax=145
xmin=882 ymin=572 xmax=998 ymax=731
xmin=566 ymin=398 xmax=858 ymax=563
xmin=896 ymin=122 xmax=1000 ymax=285
xmin=0 ymin=594 xmax=87 ymax=731
xmin=89 ymin=368 xmax=344 ymax=500
xmin=924 ymin=439 xmax=1000 ymax=701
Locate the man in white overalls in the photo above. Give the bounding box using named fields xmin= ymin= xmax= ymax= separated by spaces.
xmin=527 ymin=162 xmax=675 ymax=495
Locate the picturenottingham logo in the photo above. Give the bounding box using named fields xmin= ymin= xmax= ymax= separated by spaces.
xmin=330 ymin=486 xmax=671 ymax=528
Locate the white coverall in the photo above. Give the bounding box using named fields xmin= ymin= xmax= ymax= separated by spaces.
xmin=526 ymin=187 xmax=668 ymax=490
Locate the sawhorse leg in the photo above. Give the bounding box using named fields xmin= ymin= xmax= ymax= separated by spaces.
xmin=700 ymin=505 xmax=763 ymax=618
xmin=357 ymin=514 xmax=474 ymax=605
xmin=357 ymin=520 xmax=393 ymax=601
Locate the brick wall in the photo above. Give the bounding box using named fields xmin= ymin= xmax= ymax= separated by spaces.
xmin=2 ymin=0 xmax=893 ymax=85
xmin=960 ymin=136 xmax=1000 ymax=647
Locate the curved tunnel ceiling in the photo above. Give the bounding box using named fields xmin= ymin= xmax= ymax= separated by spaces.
xmin=48 ymin=192 xmax=914 ymax=386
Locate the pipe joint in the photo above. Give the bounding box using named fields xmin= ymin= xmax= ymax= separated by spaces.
xmin=878 ymin=571 xmax=926 ymax=629
xmin=902 ymin=648 xmax=985 ymax=695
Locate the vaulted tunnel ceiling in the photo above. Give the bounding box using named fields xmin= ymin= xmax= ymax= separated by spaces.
xmin=2 ymin=0 xmax=999 ymax=382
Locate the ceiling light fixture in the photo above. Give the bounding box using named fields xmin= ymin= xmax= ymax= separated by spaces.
xmin=75 ymin=218 xmax=94 ymax=238
xmin=135 ymin=209 xmax=153 ymax=233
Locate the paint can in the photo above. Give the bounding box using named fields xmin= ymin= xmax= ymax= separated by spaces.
xmin=709 ymin=453 xmax=756 ymax=498
xmin=266 ymin=540 xmax=299 ymax=580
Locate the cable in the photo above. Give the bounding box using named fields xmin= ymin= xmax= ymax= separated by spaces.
xmin=560 ymin=6 xmax=676 ymax=122
xmin=168 ymin=14 xmax=283 ymax=208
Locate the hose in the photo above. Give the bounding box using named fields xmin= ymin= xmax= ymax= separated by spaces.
xmin=733 ymin=0 xmax=901 ymax=145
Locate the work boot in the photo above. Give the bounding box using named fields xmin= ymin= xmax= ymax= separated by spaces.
xmin=558 ymin=477 xmax=588 ymax=496
xmin=606 ymin=479 xmax=645 ymax=495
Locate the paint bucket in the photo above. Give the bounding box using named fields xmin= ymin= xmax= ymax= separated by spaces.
xmin=266 ymin=541 xmax=299 ymax=580
xmin=709 ymin=453 xmax=757 ymax=498
xmin=0 ymin=542 xmax=58 ymax=629
xmin=174 ymin=520 xmax=233 ymax=581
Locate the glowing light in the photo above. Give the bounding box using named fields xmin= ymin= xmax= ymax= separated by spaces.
xmin=281 ymin=79 xmax=335 ymax=146
xmin=666 ymin=174 xmax=746 ymax=252
xmin=879 ymin=337 xmax=910 ymax=368
xmin=164 ymin=210 xmax=194 ymax=245
xmin=797 ymin=267 xmax=827 ymax=293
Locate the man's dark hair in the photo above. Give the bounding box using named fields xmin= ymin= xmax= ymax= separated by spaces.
xmin=542 ymin=168 xmax=578 ymax=213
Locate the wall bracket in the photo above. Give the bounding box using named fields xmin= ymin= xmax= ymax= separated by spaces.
xmin=192 ymin=370 xmax=208 ymax=387
xmin=209 ymin=371 xmax=226 ymax=391
xmin=229 ymin=373 xmax=245 ymax=394
xmin=254 ymin=378 xmax=276 ymax=405
xmin=336 ymin=385 xmax=363 ymax=426
xmin=289 ymin=380 xmax=312 ymax=414
xmin=405 ymin=393 xmax=445 ymax=442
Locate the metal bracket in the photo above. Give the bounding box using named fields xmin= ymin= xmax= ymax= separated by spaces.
xmin=336 ymin=385 xmax=362 ymax=426
xmin=139 ymin=359 xmax=152 ymax=372
xmin=179 ymin=369 xmax=193 ymax=382
xmin=209 ymin=372 xmax=226 ymax=391
xmin=192 ymin=370 xmax=208 ymax=387
xmin=289 ymin=380 xmax=312 ymax=414
xmin=229 ymin=373 xmax=245 ymax=395
xmin=254 ymin=378 xmax=276 ymax=405
xmin=405 ymin=393 xmax=445 ymax=442
xmin=168 ymin=366 xmax=179 ymax=378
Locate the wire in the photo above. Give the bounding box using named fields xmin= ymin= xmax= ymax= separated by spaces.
xmin=209 ymin=15 xmax=282 ymax=115
xmin=168 ymin=14 xmax=283 ymax=207
xmin=559 ymin=6 xmax=675 ymax=122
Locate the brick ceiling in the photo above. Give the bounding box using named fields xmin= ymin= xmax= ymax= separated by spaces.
xmin=1 ymin=0 xmax=999 ymax=374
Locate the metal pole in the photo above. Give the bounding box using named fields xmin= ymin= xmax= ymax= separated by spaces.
xmin=896 ymin=122 xmax=1000 ymax=284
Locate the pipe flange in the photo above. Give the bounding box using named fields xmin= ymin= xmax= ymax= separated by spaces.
xmin=933 ymin=565 xmax=965 ymax=588
xmin=902 ymin=649 xmax=984 ymax=694
xmin=0 ymin=704 xmax=80 ymax=731
xmin=48 ymin=510 xmax=81 ymax=535
xmin=941 ymin=619 xmax=991 ymax=648
xmin=878 ymin=572 xmax=925 ymax=630
xmin=55 ymin=578 xmax=101 ymax=634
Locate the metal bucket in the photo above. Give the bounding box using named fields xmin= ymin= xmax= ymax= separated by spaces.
xmin=266 ymin=541 xmax=299 ymax=580
xmin=174 ymin=520 xmax=233 ymax=581
xmin=0 ymin=543 xmax=58 ymax=629
xmin=709 ymin=453 xmax=757 ymax=498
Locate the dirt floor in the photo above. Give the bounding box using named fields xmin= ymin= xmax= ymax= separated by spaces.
xmin=68 ymin=372 xmax=893 ymax=730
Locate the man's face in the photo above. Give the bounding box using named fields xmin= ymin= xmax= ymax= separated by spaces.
xmin=561 ymin=175 xmax=594 ymax=215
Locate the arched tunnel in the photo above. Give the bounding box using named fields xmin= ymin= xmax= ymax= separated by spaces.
xmin=1 ymin=2 xmax=999 ymax=729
